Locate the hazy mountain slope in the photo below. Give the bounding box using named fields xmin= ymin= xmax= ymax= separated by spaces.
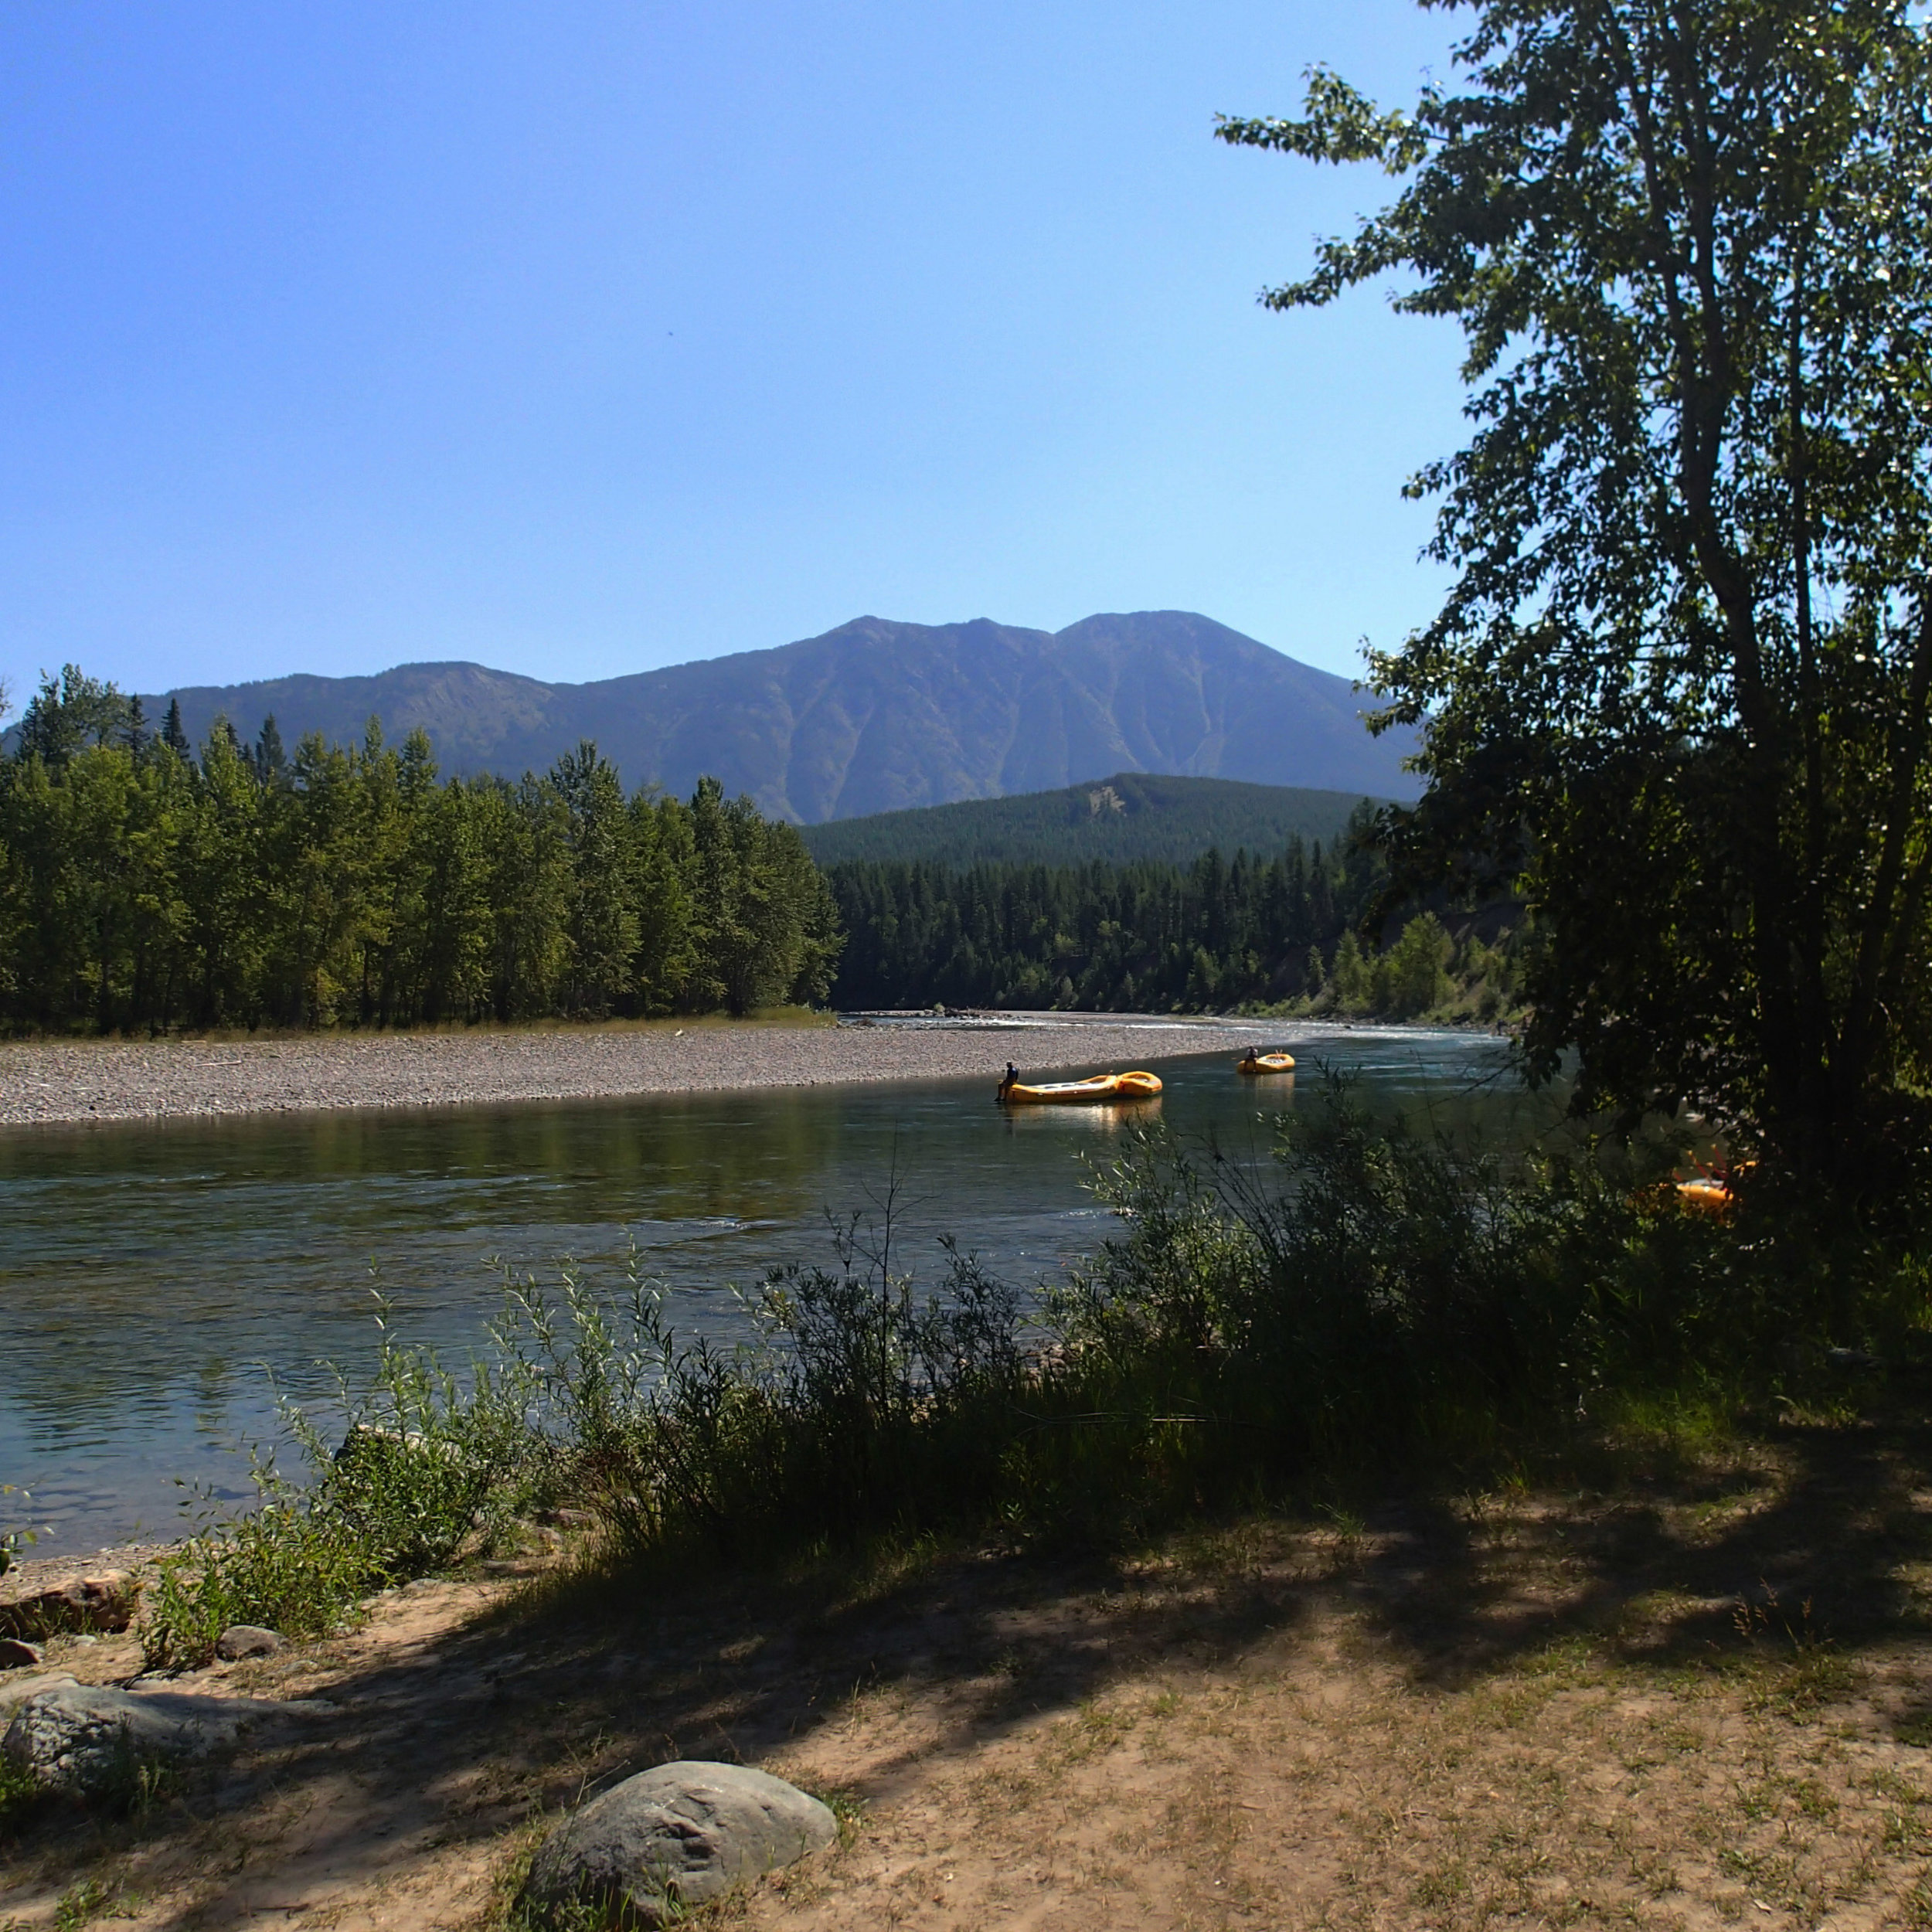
xmin=152 ymin=611 xmax=1417 ymax=820
xmin=156 ymin=662 xmax=575 ymax=777
xmin=799 ymin=772 xmax=1380 ymax=869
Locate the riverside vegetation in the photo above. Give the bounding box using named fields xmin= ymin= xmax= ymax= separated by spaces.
xmin=824 ymin=806 xmax=1526 ymax=1021
xmin=118 ymin=1075 xmax=1927 ymax=1679
xmin=0 ymin=668 xmax=841 ymax=1032
xmin=0 ymin=668 xmax=1513 ymax=1036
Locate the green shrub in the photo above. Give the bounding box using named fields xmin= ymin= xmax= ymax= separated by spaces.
xmin=481 ymin=1206 xmax=1030 ymax=1560
xmin=1 ymin=1483 xmax=43 ymax=1579
xmin=141 ymin=1297 xmax=544 ymax=1669
xmin=1377 ymin=912 xmax=1454 ymax=1015
xmin=143 ymin=1486 xmax=373 ymax=1671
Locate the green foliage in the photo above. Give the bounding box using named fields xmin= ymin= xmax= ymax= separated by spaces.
xmin=1049 ymin=1083 xmax=1928 ymax=1503
xmin=1379 ymin=912 xmax=1454 ymax=1018
xmin=140 ymin=1301 xmax=542 ymax=1669
xmin=0 ymin=1484 xmax=42 ymax=1579
xmin=827 ymin=808 xmax=1383 ymax=1010
xmin=0 ymin=1747 xmax=43 ymax=1833
xmin=0 ymin=699 xmax=842 ymax=1033
xmin=829 ymin=823 xmax=1521 ymax=1020
xmin=142 ymin=1495 xmax=371 ymax=1672
xmin=800 ymin=773 xmax=1383 ymax=869
xmin=1219 ymin=2 xmax=1932 ymax=1179
xmin=479 ymin=1212 xmax=1029 ymax=1560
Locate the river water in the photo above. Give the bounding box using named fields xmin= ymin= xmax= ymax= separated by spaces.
xmin=0 ymin=1026 xmax=1530 ymax=1556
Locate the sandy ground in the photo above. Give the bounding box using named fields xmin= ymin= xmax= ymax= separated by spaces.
xmin=5 ymin=1416 xmax=1932 ymax=1932
xmin=0 ymin=1015 xmax=1298 ymax=1127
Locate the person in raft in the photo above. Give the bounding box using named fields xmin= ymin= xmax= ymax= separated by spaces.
xmin=1000 ymin=1061 xmax=1019 ymax=1098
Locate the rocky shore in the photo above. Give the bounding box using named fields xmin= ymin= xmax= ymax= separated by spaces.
xmin=0 ymin=1012 xmax=1284 ymax=1126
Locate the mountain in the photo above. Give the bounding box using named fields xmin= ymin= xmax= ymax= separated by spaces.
xmin=148 ymin=611 xmax=1418 ymax=822
xmin=800 ymin=772 xmax=1379 ymax=869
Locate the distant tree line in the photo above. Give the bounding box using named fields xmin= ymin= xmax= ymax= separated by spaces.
xmin=0 ymin=666 xmax=842 ymax=1033
xmin=825 ymin=808 xmax=1404 ymax=1012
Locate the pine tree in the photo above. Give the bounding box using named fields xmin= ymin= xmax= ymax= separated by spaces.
xmin=254 ymin=714 xmax=287 ymax=784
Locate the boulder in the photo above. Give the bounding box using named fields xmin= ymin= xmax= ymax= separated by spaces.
xmin=2 ymin=1685 xmax=324 ymax=1797
xmin=0 ymin=1572 xmax=138 ymax=1640
xmin=215 ymin=1625 xmax=284 ymax=1662
xmin=0 ymin=1671 xmax=78 ymax=1715
xmin=0 ymin=1638 xmax=43 ymax=1669
xmin=521 ymin=1760 xmax=836 ymax=1925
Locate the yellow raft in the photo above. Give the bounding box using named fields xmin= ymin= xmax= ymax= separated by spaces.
xmin=997 ymin=1070 xmax=1163 ymax=1105
xmin=1675 ymin=1179 xmax=1734 ymax=1216
xmin=1675 ymin=1158 xmax=1755 ymax=1216
xmin=1237 ymin=1050 xmax=1297 ymax=1076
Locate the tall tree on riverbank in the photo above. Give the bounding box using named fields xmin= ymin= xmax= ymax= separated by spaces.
xmin=1221 ymin=2 xmax=1932 ymax=1179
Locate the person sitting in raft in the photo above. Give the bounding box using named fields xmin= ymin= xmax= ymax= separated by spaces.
xmin=1238 ymin=1047 xmax=1262 ymax=1071
xmin=1000 ymin=1061 xmax=1019 ymax=1099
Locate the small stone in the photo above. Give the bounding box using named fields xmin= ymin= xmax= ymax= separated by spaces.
xmin=215 ymin=1625 xmax=284 ymax=1662
xmin=520 ymin=1760 xmax=836 ymax=1926
xmin=0 ymin=1638 xmax=43 ymax=1670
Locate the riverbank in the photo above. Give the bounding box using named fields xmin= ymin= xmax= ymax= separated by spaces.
xmin=0 ymin=1012 xmax=1294 ymax=1126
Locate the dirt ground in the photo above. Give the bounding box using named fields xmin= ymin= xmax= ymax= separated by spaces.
xmin=6 ymin=1410 xmax=1932 ymax=1932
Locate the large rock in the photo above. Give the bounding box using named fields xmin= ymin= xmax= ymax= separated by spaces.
xmin=521 ymin=1760 xmax=836 ymax=1925
xmin=0 ymin=1670 xmax=78 ymax=1716
xmin=2 ymin=1685 xmax=322 ymax=1797
xmin=0 ymin=1571 xmax=139 ymax=1639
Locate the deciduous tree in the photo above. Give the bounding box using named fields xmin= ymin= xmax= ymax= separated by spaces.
xmin=1221 ymin=0 xmax=1932 ymax=1179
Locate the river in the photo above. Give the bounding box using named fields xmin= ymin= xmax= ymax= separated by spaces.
xmin=0 ymin=1026 xmax=1531 ymax=1556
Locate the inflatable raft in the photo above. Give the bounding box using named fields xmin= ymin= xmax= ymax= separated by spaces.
xmin=997 ymin=1070 xmax=1163 ymax=1105
xmin=1675 ymin=1178 xmax=1734 ymax=1215
xmin=1237 ymin=1050 xmax=1297 ymax=1075
xmin=1674 ymin=1160 xmax=1754 ymax=1216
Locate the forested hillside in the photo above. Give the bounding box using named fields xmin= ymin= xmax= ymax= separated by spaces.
xmin=0 ymin=668 xmax=840 ymax=1032
xmin=799 ymin=772 xmax=1379 ymax=869
xmin=827 ymin=808 xmax=1383 ymax=1012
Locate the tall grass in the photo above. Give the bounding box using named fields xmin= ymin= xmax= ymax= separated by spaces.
xmin=138 ymin=1079 xmax=1932 ymax=1665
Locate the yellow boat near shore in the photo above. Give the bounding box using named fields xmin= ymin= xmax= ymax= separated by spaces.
xmin=1237 ymin=1049 xmax=1297 ymax=1076
xmin=997 ymin=1070 xmax=1163 ymax=1105
xmin=1675 ymin=1159 xmax=1755 ymax=1216
xmin=1675 ymin=1178 xmax=1734 ymax=1215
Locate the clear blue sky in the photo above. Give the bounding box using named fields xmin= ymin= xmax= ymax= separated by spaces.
xmin=0 ymin=2 xmax=1468 ymax=707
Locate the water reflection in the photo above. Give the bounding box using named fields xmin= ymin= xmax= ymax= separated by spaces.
xmin=998 ymin=1097 xmax=1164 ymax=1135
xmin=0 ymin=1028 xmax=1525 ymax=1552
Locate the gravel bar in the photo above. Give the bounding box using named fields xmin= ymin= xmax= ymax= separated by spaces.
xmin=0 ymin=1015 xmax=1289 ymax=1126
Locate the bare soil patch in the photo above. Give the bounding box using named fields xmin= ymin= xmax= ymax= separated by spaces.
xmin=7 ymin=1413 xmax=1932 ymax=1931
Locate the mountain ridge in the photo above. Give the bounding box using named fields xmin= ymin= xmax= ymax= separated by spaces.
xmin=149 ymin=611 xmax=1418 ymax=822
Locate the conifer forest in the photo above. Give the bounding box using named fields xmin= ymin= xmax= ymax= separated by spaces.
xmin=0 ymin=668 xmax=842 ymax=1032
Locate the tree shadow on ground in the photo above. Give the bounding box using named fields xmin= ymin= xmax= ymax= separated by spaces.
xmin=8 ymin=1394 xmax=1932 ymax=1927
